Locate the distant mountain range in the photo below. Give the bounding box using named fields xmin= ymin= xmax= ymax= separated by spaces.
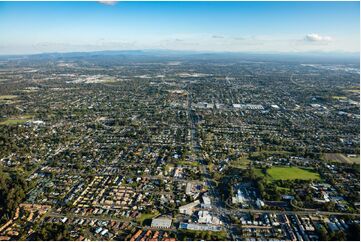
xmin=0 ymin=50 xmax=359 ymax=64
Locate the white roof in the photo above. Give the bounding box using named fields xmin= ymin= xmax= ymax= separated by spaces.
xmin=202 ymin=195 xmax=211 ymax=205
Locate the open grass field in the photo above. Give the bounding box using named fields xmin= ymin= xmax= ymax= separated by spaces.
xmin=331 ymin=96 xmax=347 ymax=100
xmin=0 ymin=119 xmax=28 ymax=125
xmin=136 ymin=212 xmax=160 ymax=225
xmin=252 ymin=150 xmax=291 ymax=156
xmin=21 ymin=89 xmax=38 ymax=93
xmin=0 ymin=95 xmax=17 ymax=100
xmin=267 ymin=167 xmax=320 ymax=181
xmin=254 ymin=168 xmax=265 ymax=178
xmin=323 ymin=153 xmax=360 ymax=164
xmin=165 ymin=163 xmax=175 ymax=172
xmin=177 ymin=160 xmax=200 ymax=167
xmin=230 ymin=156 xmax=250 ymax=168
xmin=345 ymin=87 xmax=360 ymax=93
xmin=0 ymin=115 xmax=33 ymax=126
xmin=0 ymin=95 xmax=18 ymax=104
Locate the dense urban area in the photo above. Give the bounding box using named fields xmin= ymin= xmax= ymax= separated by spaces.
xmin=0 ymin=52 xmax=359 ymax=241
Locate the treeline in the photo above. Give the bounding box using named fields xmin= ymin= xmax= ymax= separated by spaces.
xmin=30 ymin=223 xmax=70 ymax=241
xmin=178 ymin=230 xmax=227 ymax=241
xmin=317 ymin=223 xmax=360 ymax=241
xmin=0 ymin=168 xmax=30 ymax=222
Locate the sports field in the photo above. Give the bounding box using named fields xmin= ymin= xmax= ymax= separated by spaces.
xmin=266 ymin=167 xmax=321 ymax=181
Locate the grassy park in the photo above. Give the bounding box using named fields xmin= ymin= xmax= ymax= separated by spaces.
xmin=255 ymin=166 xmax=321 ymax=181
xmin=267 ymin=167 xmax=321 ymax=181
xmin=136 ymin=212 xmax=160 ymax=225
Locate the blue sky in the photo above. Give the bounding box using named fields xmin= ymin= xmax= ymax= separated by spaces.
xmin=0 ymin=1 xmax=359 ymax=54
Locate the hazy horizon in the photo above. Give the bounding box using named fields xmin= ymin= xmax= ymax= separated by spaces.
xmin=0 ymin=48 xmax=360 ymax=57
xmin=0 ymin=1 xmax=359 ymax=55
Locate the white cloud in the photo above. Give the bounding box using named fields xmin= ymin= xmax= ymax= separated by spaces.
xmin=305 ymin=33 xmax=332 ymax=42
xmin=98 ymin=1 xmax=117 ymax=6
xmin=212 ymin=35 xmax=224 ymax=39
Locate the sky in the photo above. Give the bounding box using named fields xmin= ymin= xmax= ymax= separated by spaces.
xmin=0 ymin=1 xmax=359 ymax=55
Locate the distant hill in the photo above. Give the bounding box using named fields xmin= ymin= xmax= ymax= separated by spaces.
xmin=0 ymin=50 xmax=359 ymax=65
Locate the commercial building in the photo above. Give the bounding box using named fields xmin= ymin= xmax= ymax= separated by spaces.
xmin=179 ymin=200 xmax=200 ymax=215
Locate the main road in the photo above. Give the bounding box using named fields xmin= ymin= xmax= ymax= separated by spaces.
xmin=186 ymin=83 xmax=234 ymax=239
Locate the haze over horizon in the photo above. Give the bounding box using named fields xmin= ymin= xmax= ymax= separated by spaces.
xmin=0 ymin=1 xmax=359 ymax=55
